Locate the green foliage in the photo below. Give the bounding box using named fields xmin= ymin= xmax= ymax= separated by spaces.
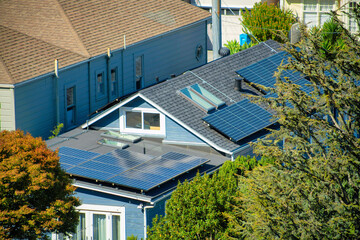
xmin=241 ymin=2 xmax=296 ymax=43
xmin=234 ymin=5 xmax=360 ymax=239
xmin=127 ymin=234 xmax=142 ymax=240
xmin=48 ymin=123 xmax=64 ymax=140
xmin=147 ymin=156 xmax=274 ymax=239
xmin=224 ymin=40 xmax=258 ymax=55
xmin=0 ymin=130 xmax=80 ymax=239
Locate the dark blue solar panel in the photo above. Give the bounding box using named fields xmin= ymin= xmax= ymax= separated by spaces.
xmin=59 ymin=154 xmax=89 ymax=166
xmin=59 ymin=147 xmax=209 ymax=191
xmin=67 ymin=167 xmax=116 ymax=181
xmin=203 ymin=99 xmax=276 ymax=142
xmin=59 ymin=147 xmax=100 ymax=160
xmin=236 ymin=51 xmax=311 ymax=92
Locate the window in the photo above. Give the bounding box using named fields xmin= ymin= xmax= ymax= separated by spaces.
xmin=120 ymin=107 xmax=165 ymax=135
xmin=348 ymin=2 xmax=359 ymax=32
xmin=110 ymin=68 xmax=118 ymax=97
xmin=135 ymin=55 xmax=143 ymax=90
xmin=303 ymin=0 xmax=334 ymax=27
xmin=52 ymin=204 xmax=125 ymax=240
xmin=96 ymin=73 xmax=105 ymax=96
xmin=66 ymin=86 xmax=76 ymax=127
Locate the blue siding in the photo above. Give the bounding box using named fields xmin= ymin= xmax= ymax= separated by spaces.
xmin=13 ymin=21 xmax=207 ymax=139
xmin=146 ymin=196 xmax=171 ymax=229
xmin=124 ymin=97 xmax=153 ymax=108
xmin=93 ymin=110 xmax=120 ymax=129
xmin=14 ymin=76 xmax=56 ymax=138
xmin=75 ymin=188 xmax=146 ymax=239
xmin=165 ymin=117 xmax=205 ymax=144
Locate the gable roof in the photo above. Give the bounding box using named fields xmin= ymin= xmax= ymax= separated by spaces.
xmin=83 ymin=40 xmax=282 ymax=155
xmin=0 ymin=0 xmax=210 ymax=85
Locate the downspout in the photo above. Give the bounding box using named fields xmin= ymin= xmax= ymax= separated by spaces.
xmin=54 ymin=59 xmax=60 ymax=125
xmin=143 ymin=204 xmax=155 ymax=239
xmin=107 ymin=48 xmax=111 ymax=103
xmin=88 ymin=61 xmax=92 ymax=114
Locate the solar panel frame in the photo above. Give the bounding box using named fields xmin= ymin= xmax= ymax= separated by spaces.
xmin=59 ymin=146 xmax=100 ymax=160
xmin=203 ymin=99 xmax=276 ymax=142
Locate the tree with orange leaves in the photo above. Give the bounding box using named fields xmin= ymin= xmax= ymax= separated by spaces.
xmin=0 ymin=130 xmax=80 ymax=239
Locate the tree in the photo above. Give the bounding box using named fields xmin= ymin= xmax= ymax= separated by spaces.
xmin=241 ymin=2 xmax=296 ymax=43
xmin=147 ymin=156 xmax=274 ymax=240
xmin=231 ymin=4 xmax=360 ymax=239
xmin=0 ymin=130 xmax=80 ymax=239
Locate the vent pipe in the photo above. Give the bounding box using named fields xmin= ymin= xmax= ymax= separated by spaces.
xmin=212 ymin=0 xmax=221 ymax=60
xmin=219 ymin=47 xmax=230 ymax=57
xmin=234 ymin=77 xmax=243 ymax=91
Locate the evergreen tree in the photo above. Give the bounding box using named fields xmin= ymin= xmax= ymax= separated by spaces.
xmin=241 ymin=2 xmax=296 ymax=43
xmin=232 ymin=4 xmax=360 ymax=239
xmin=0 ymin=130 xmax=80 ymax=239
xmin=147 ymin=156 xmax=273 ymax=240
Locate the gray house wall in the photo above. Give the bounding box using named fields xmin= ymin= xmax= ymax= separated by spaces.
xmin=13 ymin=21 xmax=208 ymax=139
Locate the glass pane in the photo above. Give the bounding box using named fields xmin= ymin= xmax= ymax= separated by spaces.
xmin=93 ymin=214 xmax=106 ymax=240
xmin=143 ymin=113 xmax=160 ymax=130
xmin=112 ymin=215 xmax=121 ymax=240
xmin=304 ymin=12 xmax=317 ymax=27
xmin=320 ymin=0 xmax=333 ymax=11
xmin=72 ymin=213 xmax=86 ymax=240
xmin=126 ymin=112 xmax=142 ymax=129
xmin=135 ymin=56 xmax=142 ymax=77
xmin=304 ymin=0 xmax=317 ymax=11
xmin=67 ymin=87 xmax=74 ymax=107
xmin=320 ymin=13 xmax=331 ymax=25
xmin=97 ymin=73 xmax=104 ymax=95
xmin=111 ymin=69 xmax=117 ymax=96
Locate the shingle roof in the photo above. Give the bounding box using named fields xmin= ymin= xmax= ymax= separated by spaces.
xmin=140 ymin=40 xmax=281 ymax=153
xmin=0 ymin=0 xmax=210 ymax=84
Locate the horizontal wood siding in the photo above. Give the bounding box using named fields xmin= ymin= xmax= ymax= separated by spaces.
xmin=146 ymin=196 xmax=171 ymax=229
xmin=93 ymin=109 xmax=120 ymax=129
xmin=122 ymin=22 xmax=207 ymax=95
xmin=165 ymin=117 xmax=205 ymax=144
xmin=0 ymin=87 xmax=15 ymax=130
xmin=124 ymin=97 xmax=154 ymax=108
xmin=75 ymin=188 xmax=146 ymax=239
xmin=14 ymin=76 xmax=56 ymax=138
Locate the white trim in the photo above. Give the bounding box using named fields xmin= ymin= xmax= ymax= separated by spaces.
xmin=82 ymin=93 xmax=232 ymax=155
xmin=120 ymin=107 xmax=166 ymax=136
xmin=73 ymin=180 xmax=153 ymax=203
xmin=162 ymin=139 xmax=208 ymax=147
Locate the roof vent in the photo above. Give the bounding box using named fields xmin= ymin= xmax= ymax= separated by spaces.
xmin=219 ymin=47 xmax=230 ymax=57
xmin=234 ymin=77 xmax=243 ymax=91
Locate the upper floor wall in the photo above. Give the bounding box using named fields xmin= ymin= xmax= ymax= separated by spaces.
xmin=12 ymin=21 xmax=208 ymax=139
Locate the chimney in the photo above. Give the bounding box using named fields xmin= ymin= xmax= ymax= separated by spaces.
xmin=234 ymin=77 xmax=243 ymax=91
xmin=212 ymin=0 xmax=221 ymax=60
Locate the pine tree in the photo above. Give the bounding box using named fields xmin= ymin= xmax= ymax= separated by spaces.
xmin=234 ymin=4 xmax=360 ymax=239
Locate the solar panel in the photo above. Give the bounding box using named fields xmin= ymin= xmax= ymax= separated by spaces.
xmin=236 ymin=51 xmax=310 ymax=92
xmin=59 ymin=146 xmax=100 ymax=159
xmin=203 ymin=98 xmax=276 ymax=142
xmin=58 ymin=147 xmax=209 ymax=192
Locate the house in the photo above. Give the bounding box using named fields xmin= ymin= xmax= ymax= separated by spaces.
xmin=191 ymin=0 xmax=261 ymax=47
xmin=0 ymin=0 xmax=210 ymax=139
xmin=47 ymin=40 xmax=291 ymax=239
xmin=280 ymin=0 xmax=359 ymax=31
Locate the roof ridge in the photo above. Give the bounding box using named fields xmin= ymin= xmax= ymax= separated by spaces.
xmin=1 ymin=25 xmax=89 ymax=60
xmin=0 ymin=55 xmax=14 ymax=84
xmin=52 ymin=0 xmax=91 ymax=58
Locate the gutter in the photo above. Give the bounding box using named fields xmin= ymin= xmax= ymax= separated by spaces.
xmin=11 ymin=17 xmax=211 ymax=88
xmin=0 ymin=84 xmax=15 ymax=89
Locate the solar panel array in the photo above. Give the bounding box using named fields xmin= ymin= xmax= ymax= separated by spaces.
xmin=203 ymin=98 xmax=276 ymax=142
xmin=58 ymin=147 xmax=209 ymax=191
xmin=236 ymin=51 xmax=311 ymax=93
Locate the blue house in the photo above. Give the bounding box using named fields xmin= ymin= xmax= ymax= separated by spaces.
xmin=0 ymin=0 xmax=210 ymax=139
xmin=47 ymin=40 xmax=290 ymax=239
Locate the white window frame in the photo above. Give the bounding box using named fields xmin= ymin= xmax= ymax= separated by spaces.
xmin=302 ymin=0 xmax=335 ymax=27
xmin=52 ymin=204 xmax=125 ymax=240
xmin=119 ymin=107 xmax=165 ymax=136
xmin=346 ymin=1 xmax=359 ymax=33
